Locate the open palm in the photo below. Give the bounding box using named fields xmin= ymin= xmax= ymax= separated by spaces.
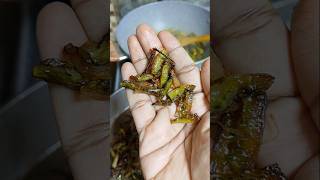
xmin=213 ymin=0 xmax=319 ymax=179
xmin=37 ymin=1 xmax=108 ymax=180
xmin=121 ymin=24 xmax=210 ymax=180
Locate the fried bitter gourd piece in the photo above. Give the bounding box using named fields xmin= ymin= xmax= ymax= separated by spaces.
xmin=121 ymin=48 xmax=199 ymax=123
xmin=32 ymin=61 xmax=83 ymax=90
xmin=32 ymin=35 xmax=109 ymax=100
xmin=212 ymin=74 xmax=274 ymax=112
xmin=63 ymin=43 xmax=110 ymax=80
xmin=79 ymin=35 xmax=108 ymax=65
xmin=211 ymin=74 xmax=287 ymax=180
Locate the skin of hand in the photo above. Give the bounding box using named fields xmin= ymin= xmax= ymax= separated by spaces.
xmin=213 ymin=0 xmax=319 ymax=179
xmin=37 ymin=1 xmax=108 ymax=180
xmin=121 ymin=24 xmax=210 ymax=180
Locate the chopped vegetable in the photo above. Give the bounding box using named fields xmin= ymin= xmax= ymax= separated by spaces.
xmin=160 ymin=62 xmax=171 ymax=87
xmin=121 ymin=48 xmax=199 ymax=124
xmin=133 ymin=74 xmax=154 ymax=82
xmin=211 ymin=74 xmax=287 ymax=180
xmin=32 ymin=34 xmax=109 ymax=100
xmin=212 ymin=74 xmax=274 ymax=112
xmin=167 ymin=29 xmax=208 ymax=61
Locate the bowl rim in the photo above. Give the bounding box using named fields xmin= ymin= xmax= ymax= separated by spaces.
xmin=115 ymin=0 xmax=210 ymax=55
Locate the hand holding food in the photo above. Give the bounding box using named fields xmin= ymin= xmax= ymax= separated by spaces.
xmin=118 ymin=24 xmax=210 ymax=180
xmin=213 ymin=0 xmax=319 ymax=178
xmin=121 ymin=48 xmax=199 ymax=124
xmin=36 ymin=1 xmax=108 ymax=180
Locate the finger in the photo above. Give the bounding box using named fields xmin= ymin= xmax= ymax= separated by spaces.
xmin=213 ymin=0 xmax=297 ymax=98
xmin=136 ymin=24 xmax=163 ymax=57
xmin=37 ymin=2 xmax=87 ymax=59
xmin=294 ymin=154 xmax=319 ymax=180
xmin=258 ymin=98 xmax=319 ymax=176
xmin=291 ymin=0 xmax=319 ymax=130
xmin=128 ymin=35 xmax=148 ymax=74
xmin=139 ymin=107 xmax=184 ymax=158
xmin=37 ymin=2 xmax=108 ymax=180
xmin=140 ymin=124 xmax=191 ymax=179
xmin=71 ymin=0 xmax=107 ymax=42
xmin=110 ymin=40 xmax=120 ymax=62
xmin=158 ymin=31 xmax=202 ymax=92
xmin=121 ymin=62 xmax=156 ymax=133
xmin=191 ymin=111 xmax=210 ymax=180
xmin=155 ymin=145 xmax=190 ymax=180
xmin=201 ymin=58 xmax=210 ymax=102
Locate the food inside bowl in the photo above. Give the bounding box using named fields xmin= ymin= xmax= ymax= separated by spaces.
xmin=111 ymin=110 xmax=142 ymax=180
xmin=168 ymin=29 xmax=209 ymax=61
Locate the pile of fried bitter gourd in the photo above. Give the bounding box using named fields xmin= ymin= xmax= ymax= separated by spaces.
xmin=32 ymin=35 xmax=109 ymax=100
xmin=211 ymin=53 xmax=287 ymax=179
xmin=121 ymin=48 xmax=199 ymax=124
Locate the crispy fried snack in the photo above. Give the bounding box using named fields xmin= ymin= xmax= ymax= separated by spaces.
xmin=211 ymin=74 xmax=287 ymax=180
xmin=32 ymin=35 xmax=109 ymax=100
xmin=121 ymin=48 xmax=199 ymax=124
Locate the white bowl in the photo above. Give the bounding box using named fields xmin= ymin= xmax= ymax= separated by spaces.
xmin=116 ymin=1 xmax=210 ymax=54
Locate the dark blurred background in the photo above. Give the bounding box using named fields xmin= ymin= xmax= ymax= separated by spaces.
xmin=0 ymin=0 xmax=70 ymax=107
xmin=0 ymin=1 xmax=74 ymax=180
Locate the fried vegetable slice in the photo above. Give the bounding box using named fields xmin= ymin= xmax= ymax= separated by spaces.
xmin=134 ymin=74 xmax=154 ymax=82
xmin=211 ymin=74 xmax=287 ymax=180
xmin=32 ymin=34 xmax=109 ymax=100
xmin=168 ymin=84 xmax=195 ymax=102
xmin=171 ymin=69 xmax=181 ymax=87
xmin=79 ymin=39 xmax=108 ymax=65
xmin=171 ymin=118 xmax=194 ymax=124
xmin=120 ymin=80 xmax=161 ymax=97
xmin=175 ymin=91 xmax=193 ymax=117
xmin=145 ymin=49 xmax=166 ymax=76
xmin=162 ymin=78 xmax=173 ymax=97
xmin=63 ymin=43 xmax=110 ymax=80
xmin=32 ymin=64 xmax=83 ymax=89
xmin=167 ymin=85 xmax=186 ymax=101
xmin=160 ymin=62 xmax=171 ymax=87
xmin=211 ymin=74 xmax=274 ymax=112
xmin=121 ymin=48 xmax=197 ymax=124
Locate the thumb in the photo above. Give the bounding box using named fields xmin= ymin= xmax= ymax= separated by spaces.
xmin=201 ymin=58 xmax=210 ymax=102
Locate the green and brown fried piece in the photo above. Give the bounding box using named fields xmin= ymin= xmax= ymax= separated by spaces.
xmin=211 ymin=74 xmax=287 ymax=180
xmin=32 ymin=35 xmax=109 ymax=100
xmin=211 ymin=74 xmax=274 ymax=112
xmin=120 ymin=48 xmax=199 ymax=124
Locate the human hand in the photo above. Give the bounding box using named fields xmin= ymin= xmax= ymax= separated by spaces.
xmin=213 ymin=0 xmax=319 ymax=178
xmin=37 ymin=1 xmax=108 ymax=180
xmin=121 ymin=24 xmax=210 ymax=180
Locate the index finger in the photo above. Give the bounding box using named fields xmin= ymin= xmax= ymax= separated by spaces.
xmin=71 ymin=0 xmax=107 ymax=42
